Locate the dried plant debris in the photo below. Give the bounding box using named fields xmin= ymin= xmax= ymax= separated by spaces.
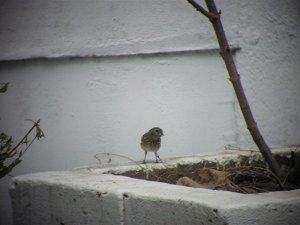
xmin=118 ymin=152 xmax=300 ymax=194
xmin=177 ymin=168 xmax=239 ymax=192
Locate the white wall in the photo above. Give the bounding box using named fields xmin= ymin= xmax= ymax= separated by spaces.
xmin=1 ymin=0 xmax=300 ymax=224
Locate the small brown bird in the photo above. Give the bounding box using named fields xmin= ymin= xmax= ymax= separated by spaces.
xmin=140 ymin=127 xmax=164 ymax=163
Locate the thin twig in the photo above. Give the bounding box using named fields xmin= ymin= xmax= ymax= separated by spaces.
xmin=187 ymin=0 xmax=284 ymax=180
xmin=7 ymin=119 xmax=41 ymax=156
xmin=226 ymin=165 xmax=286 ymax=190
xmin=187 ymin=0 xmax=212 ymax=19
xmin=94 ymin=152 xmax=147 ymax=171
xmin=230 ymin=181 xmax=248 ymax=194
xmin=20 ymin=135 xmax=38 ymax=156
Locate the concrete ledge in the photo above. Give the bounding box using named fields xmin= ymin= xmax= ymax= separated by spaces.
xmin=9 ymin=150 xmax=300 ymax=225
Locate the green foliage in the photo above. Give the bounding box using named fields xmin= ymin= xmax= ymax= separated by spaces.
xmin=0 ymin=83 xmax=45 ymax=179
xmin=0 ymin=120 xmax=45 ymax=179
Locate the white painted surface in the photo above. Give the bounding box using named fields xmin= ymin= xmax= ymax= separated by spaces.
xmin=9 ymin=152 xmax=300 ymax=225
xmin=1 ymin=0 xmax=300 ymax=224
xmin=0 ymin=52 xmax=234 ymax=168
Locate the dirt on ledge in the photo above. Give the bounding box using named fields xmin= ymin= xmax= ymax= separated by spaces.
xmin=116 ymin=152 xmax=300 ymax=194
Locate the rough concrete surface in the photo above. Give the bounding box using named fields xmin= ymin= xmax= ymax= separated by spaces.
xmin=10 ymin=153 xmax=300 ymax=225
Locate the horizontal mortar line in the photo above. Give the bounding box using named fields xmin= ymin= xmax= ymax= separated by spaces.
xmin=0 ymin=44 xmax=240 ymax=63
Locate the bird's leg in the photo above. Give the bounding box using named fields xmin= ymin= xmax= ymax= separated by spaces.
xmin=143 ymin=152 xmax=147 ymax=164
xmin=155 ymin=152 xmax=161 ymax=163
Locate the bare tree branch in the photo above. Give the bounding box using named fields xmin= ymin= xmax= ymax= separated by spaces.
xmin=187 ymin=0 xmax=284 ymax=180
xmin=187 ymin=0 xmax=211 ymax=19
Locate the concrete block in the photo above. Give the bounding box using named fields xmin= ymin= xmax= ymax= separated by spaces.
xmin=9 ymin=152 xmax=300 ymax=225
xmin=10 ymin=171 xmax=124 ymax=225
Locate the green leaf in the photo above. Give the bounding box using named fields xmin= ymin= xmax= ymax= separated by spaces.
xmin=0 ymin=158 xmax=22 ymax=179
xmin=36 ymin=125 xmax=45 ymax=139
xmin=0 ymin=83 xmax=9 ymax=93
xmin=22 ymin=136 xmax=31 ymax=145
xmin=0 ymin=136 xmax=12 ymax=152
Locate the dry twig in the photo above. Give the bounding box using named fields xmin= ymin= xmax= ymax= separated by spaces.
xmin=186 ymin=0 xmax=284 ymax=181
